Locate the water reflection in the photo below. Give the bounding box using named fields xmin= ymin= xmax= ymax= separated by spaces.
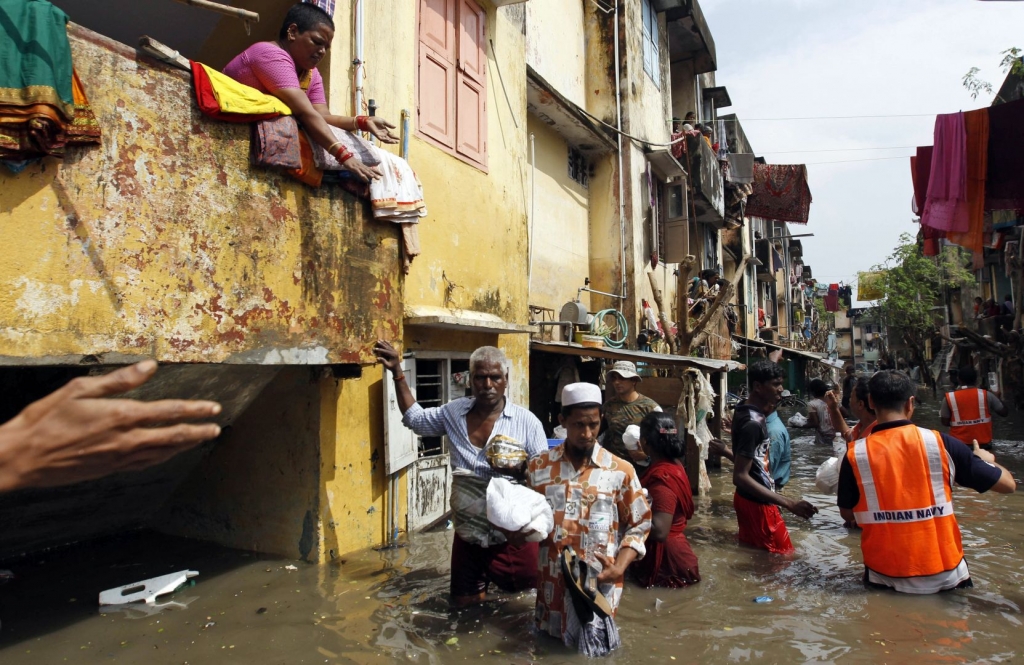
xmin=0 ymin=395 xmax=1021 ymax=663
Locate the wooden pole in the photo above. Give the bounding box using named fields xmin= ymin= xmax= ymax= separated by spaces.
xmin=676 ymin=255 xmax=697 ymax=352
xmin=647 ymin=271 xmax=677 ymax=354
xmin=137 ymin=36 xmax=191 ymax=71
xmin=173 ymin=0 xmax=260 ymax=23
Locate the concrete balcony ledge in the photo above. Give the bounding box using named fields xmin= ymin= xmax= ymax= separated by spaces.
xmin=405 ymin=306 xmax=538 ymax=335
xmin=0 ymin=25 xmax=402 ymax=367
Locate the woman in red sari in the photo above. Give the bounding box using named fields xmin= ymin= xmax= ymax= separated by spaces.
xmin=630 ymin=412 xmax=700 ymax=588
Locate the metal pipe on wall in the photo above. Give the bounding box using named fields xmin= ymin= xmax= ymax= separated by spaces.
xmin=528 ymin=133 xmax=536 ymax=296
xmin=613 ymin=1 xmax=627 ymax=308
xmin=353 ymin=0 xmax=364 ymax=116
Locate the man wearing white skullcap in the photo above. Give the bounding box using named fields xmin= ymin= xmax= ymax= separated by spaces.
xmin=526 ymin=383 xmax=651 ymax=653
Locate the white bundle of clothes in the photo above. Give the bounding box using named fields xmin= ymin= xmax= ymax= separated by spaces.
xmin=486 ymin=477 xmax=553 ymax=542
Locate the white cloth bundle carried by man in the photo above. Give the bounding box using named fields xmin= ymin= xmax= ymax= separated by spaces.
xmin=486 ymin=477 xmax=553 ymax=542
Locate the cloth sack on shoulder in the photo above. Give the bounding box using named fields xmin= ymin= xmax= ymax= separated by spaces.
xmin=486 ymin=477 xmax=553 ymax=542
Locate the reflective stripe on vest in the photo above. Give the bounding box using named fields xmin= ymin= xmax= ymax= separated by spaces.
xmin=852 ymin=428 xmax=954 ymax=525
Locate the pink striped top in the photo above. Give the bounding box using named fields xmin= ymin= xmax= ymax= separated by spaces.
xmin=222 ymin=42 xmax=326 ymax=105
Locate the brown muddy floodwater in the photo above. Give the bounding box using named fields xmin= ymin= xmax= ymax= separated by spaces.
xmin=1 ymin=397 xmax=1023 ymax=664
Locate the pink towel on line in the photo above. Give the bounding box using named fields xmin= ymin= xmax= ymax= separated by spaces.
xmin=921 ymin=112 xmax=968 ymax=233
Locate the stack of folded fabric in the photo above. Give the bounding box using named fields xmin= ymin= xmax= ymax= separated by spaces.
xmin=0 ymin=0 xmax=101 ymax=169
xmin=190 ymin=61 xmax=291 ymax=122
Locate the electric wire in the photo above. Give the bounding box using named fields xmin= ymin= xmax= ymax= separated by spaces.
xmin=761 ymin=145 xmax=918 ymax=154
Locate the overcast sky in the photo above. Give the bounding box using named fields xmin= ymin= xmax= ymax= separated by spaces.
xmin=700 ymin=0 xmax=1024 ymax=304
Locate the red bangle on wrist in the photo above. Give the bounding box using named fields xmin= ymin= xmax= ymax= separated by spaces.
xmin=331 ymin=146 xmax=353 ymax=163
xmin=394 ymin=374 xmax=406 ymax=383
xmin=356 ymin=115 xmax=371 ymax=131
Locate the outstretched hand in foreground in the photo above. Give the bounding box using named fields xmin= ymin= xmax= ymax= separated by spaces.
xmin=0 ymin=361 xmax=222 ymax=492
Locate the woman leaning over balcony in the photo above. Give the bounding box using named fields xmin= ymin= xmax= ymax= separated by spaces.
xmin=223 ymin=2 xmax=397 ymax=180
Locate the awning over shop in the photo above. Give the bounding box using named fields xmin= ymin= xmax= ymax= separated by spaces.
xmin=731 ymin=334 xmax=830 ymax=364
xmin=531 ymin=340 xmax=742 ymax=372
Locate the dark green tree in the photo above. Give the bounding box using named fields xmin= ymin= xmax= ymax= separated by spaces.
xmin=871 ymin=232 xmax=974 ymax=382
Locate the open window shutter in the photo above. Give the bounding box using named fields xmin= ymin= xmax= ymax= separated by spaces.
xmin=418 ymin=0 xmax=456 ymax=147
xmin=455 ymin=0 xmax=487 ymax=166
xmin=384 ymin=360 xmax=418 ymax=475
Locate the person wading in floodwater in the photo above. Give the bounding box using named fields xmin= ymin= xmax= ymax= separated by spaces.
xmin=373 ymin=340 xmax=548 ymax=607
xmin=940 ymin=365 xmax=1008 ymax=451
xmin=838 ymin=370 xmax=1016 ymax=593
xmin=714 ymin=361 xmax=818 ymax=554
xmin=527 ymin=383 xmax=651 ymax=655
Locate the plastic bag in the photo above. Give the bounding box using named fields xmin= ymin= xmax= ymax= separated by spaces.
xmin=787 ymin=412 xmax=808 ymax=428
xmin=623 ymin=425 xmax=641 ymax=451
xmin=814 ymin=457 xmax=841 ymax=494
xmin=815 ymin=437 xmax=848 ymax=494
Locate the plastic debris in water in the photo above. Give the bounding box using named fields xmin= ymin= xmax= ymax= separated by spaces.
xmin=98 ymin=571 xmax=198 ymax=606
xmin=284 ymin=565 xmax=298 ymax=571
xmin=753 ymin=596 xmax=773 ymax=603
xmin=445 ymin=637 xmax=459 ymax=646
xmin=655 ymin=598 xmax=664 ymax=610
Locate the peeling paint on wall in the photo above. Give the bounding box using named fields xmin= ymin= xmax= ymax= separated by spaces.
xmin=0 ymin=26 xmax=402 ymax=365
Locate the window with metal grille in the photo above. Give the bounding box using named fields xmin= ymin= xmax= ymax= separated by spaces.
xmin=411 ymin=356 xmax=472 ymax=458
xmin=414 ymin=359 xmax=445 ymax=457
xmin=568 ymin=147 xmax=589 ymax=187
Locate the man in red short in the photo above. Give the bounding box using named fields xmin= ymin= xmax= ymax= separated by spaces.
xmin=729 ymin=361 xmax=817 ymax=553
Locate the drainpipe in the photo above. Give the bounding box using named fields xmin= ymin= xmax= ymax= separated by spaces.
xmin=528 ymin=133 xmax=537 ymax=296
xmin=353 ymin=0 xmax=364 ymax=115
xmin=613 ymin=0 xmax=627 ymax=310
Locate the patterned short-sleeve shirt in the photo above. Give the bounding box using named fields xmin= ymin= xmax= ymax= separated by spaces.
xmin=527 ymin=443 xmax=652 ymax=640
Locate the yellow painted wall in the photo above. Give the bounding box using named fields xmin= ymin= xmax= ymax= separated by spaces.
xmin=0 ymin=27 xmax=401 ymax=365
xmin=319 ymin=369 xmax=408 ymax=559
xmin=327 ymin=1 xmax=531 ymax=394
xmin=526 ymin=115 xmax=591 ymax=318
xmin=526 ymin=0 xmax=587 ymax=108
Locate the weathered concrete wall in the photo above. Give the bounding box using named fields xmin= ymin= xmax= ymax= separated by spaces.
xmin=583 ymin=1 xmax=677 ymax=339
xmin=526 ymin=115 xmax=590 ymax=318
xmin=0 ymin=26 xmax=401 ymax=366
xmin=526 ymin=0 xmax=587 ymax=108
xmin=318 ymin=368 xmax=406 ymax=560
xmin=327 ymin=2 xmax=532 ymax=400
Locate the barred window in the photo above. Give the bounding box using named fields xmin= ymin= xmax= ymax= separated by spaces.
xmin=568 ymin=147 xmax=589 ymax=187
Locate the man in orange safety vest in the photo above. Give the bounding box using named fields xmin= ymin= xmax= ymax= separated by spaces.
xmin=940 ymin=366 xmax=1008 ymax=450
xmin=838 ymin=370 xmax=1016 ymax=593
